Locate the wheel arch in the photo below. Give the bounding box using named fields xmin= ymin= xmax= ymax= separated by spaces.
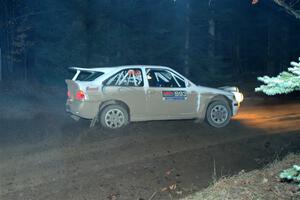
xmin=204 ymin=94 xmax=233 ymax=127
xmin=204 ymin=94 xmax=233 ymax=118
xmin=99 ymin=100 xmax=130 ymax=120
xmin=211 ymin=95 xmax=232 ymax=109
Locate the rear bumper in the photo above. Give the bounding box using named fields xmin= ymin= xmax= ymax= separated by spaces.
xmin=66 ymin=99 xmax=99 ymax=119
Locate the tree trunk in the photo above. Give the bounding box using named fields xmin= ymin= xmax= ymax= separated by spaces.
xmin=266 ymin=15 xmax=273 ymax=74
xmin=184 ymin=1 xmax=190 ymax=77
xmin=9 ymin=1 xmax=15 ymax=74
xmin=0 ymin=48 xmax=2 ymax=81
xmin=208 ymin=10 xmax=216 ymax=77
xmin=1 ymin=0 xmax=8 ymax=80
xmin=24 ymin=51 xmax=28 ymax=81
xmin=208 ymin=18 xmax=215 ymax=57
xmin=235 ymin=33 xmax=242 ymax=76
xmin=280 ymin=24 xmax=289 ymax=72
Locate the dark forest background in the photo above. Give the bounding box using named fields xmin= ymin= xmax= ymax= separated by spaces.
xmin=0 ymin=0 xmax=300 ymax=87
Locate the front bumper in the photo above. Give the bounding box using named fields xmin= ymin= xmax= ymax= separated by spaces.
xmin=232 ymin=101 xmax=240 ymax=116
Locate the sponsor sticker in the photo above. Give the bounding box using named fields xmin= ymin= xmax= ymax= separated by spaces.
xmin=86 ymin=86 xmax=99 ymax=92
xmin=162 ymin=91 xmax=187 ymax=101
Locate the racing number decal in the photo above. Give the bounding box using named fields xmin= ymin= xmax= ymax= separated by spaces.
xmin=162 ymin=91 xmax=187 ymax=101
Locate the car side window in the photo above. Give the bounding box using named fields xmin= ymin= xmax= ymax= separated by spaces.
xmin=104 ymin=68 xmax=144 ymax=87
xmin=146 ymin=68 xmax=186 ymax=88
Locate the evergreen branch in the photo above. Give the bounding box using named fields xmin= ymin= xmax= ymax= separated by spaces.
xmin=255 ymin=57 xmax=300 ymax=95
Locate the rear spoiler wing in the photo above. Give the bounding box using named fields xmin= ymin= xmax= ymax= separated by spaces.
xmin=69 ymin=67 xmax=101 ymax=72
xmin=69 ymin=67 xmax=103 ymax=81
xmin=69 ymin=67 xmax=80 ymax=81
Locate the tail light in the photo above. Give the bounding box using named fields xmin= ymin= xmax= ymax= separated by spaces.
xmin=67 ymin=91 xmax=71 ymax=98
xmin=75 ymin=90 xmax=85 ymax=101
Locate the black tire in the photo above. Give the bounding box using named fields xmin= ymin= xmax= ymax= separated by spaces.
xmin=100 ymin=104 xmax=129 ymax=129
xmin=206 ymin=100 xmax=232 ymax=128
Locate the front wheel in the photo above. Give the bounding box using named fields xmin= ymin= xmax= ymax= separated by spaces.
xmin=206 ymin=100 xmax=232 ymax=128
xmin=100 ymin=105 xmax=129 ymax=129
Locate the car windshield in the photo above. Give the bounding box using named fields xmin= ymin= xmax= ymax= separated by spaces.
xmin=146 ymin=68 xmax=186 ymax=88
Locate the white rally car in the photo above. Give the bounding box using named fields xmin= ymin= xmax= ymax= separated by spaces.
xmin=66 ymin=65 xmax=243 ymax=129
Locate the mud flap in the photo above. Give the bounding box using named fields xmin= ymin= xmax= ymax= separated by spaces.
xmin=89 ymin=116 xmax=98 ymax=128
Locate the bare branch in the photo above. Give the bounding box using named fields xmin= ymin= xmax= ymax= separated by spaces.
xmin=273 ymin=0 xmax=300 ymax=19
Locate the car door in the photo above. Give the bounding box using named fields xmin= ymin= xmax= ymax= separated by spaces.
xmin=145 ymin=68 xmax=198 ymax=120
xmin=102 ymin=68 xmax=147 ymax=121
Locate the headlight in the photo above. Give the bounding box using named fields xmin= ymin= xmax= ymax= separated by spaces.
xmin=233 ymin=92 xmax=244 ymax=103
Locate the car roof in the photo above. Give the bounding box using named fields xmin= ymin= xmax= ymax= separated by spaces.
xmin=70 ymin=65 xmax=171 ymax=73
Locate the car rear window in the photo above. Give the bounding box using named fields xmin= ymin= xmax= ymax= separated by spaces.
xmin=104 ymin=68 xmax=144 ymax=87
xmin=76 ymin=71 xmax=104 ymax=81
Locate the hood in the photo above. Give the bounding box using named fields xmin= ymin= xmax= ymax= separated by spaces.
xmin=218 ymin=86 xmax=239 ymax=93
xmin=197 ymin=85 xmax=234 ymax=97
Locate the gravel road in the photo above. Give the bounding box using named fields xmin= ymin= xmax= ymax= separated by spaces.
xmin=0 ymin=91 xmax=299 ymax=200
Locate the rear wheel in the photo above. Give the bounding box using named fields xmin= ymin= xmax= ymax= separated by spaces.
xmin=206 ymin=100 xmax=231 ymax=128
xmin=100 ymin=105 xmax=129 ymax=129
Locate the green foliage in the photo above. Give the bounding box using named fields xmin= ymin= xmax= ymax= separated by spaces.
xmin=255 ymin=58 xmax=300 ymax=95
xmin=279 ymin=165 xmax=300 ymax=186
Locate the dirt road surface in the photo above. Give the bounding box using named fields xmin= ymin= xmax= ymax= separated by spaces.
xmin=0 ymin=89 xmax=299 ymax=200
